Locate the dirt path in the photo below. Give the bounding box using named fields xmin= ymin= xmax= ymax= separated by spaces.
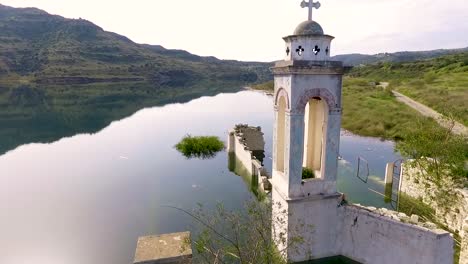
xmin=392 ymin=90 xmax=468 ymax=136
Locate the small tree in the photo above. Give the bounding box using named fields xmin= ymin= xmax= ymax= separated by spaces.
xmin=169 ymin=199 xmax=313 ymax=264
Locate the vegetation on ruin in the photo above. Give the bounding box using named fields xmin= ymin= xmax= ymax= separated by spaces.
xmin=397 ymin=118 xmax=468 ymax=188
xmin=169 ymin=199 xmax=311 ymax=264
xmin=302 ymin=168 xmax=316 ymax=180
xmin=398 ymin=193 xmax=463 ymax=263
xmin=175 ymin=135 xmax=225 ymax=159
xmin=394 ymin=111 xmax=467 ymax=263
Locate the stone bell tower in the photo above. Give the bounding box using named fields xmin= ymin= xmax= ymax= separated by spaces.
xmin=271 ymin=1 xmax=345 ymax=262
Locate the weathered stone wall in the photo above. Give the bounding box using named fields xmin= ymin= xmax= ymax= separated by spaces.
xmin=271 ymin=188 xmax=342 ymax=262
xmin=230 ymin=131 xmax=255 ymax=175
xmin=227 ymin=126 xmax=270 ymax=191
xmin=400 ymin=162 xmax=468 ymax=264
xmin=462 ymin=219 xmax=468 ymax=264
xmin=272 ymin=185 xmax=454 ymax=264
xmin=400 ymin=162 xmax=468 ymax=234
xmin=134 ymin=232 xmax=192 ymax=264
xmin=339 ymin=205 xmax=453 ymax=264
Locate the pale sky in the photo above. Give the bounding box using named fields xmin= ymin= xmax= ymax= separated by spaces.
xmin=1 ymin=0 xmax=467 ymax=62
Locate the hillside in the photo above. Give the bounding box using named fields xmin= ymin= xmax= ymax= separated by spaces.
xmin=349 ymin=52 xmax=468 ymax=126
xmin=0 ymin=4 xmax=273 ymax=155
xmin=0 ymin=4 xmax=271 ymax=86
xmin=0 ymin=3 xmax=466 ymax=154
xmin=333 ymin=48 xmax=468 ymax=66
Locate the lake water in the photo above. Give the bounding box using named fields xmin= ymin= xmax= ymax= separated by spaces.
xmin=0 ymin=90 xmax=400 ymax=264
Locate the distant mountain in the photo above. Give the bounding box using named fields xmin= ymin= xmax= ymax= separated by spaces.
xmin=0 ymin=3 xmax=466 ymax=86
xmin=333 ymin=48 xmax=468 ymax=66
xmin=0 ymin=4 xmax=271 ymax=86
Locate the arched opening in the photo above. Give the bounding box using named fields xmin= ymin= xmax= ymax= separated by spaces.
xmin=276 ymin=96 xmax=286 ymax=173
xmin=303 ymin=97 xmax=328 ymax=179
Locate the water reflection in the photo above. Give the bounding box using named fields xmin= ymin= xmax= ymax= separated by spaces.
xmin=0 ymin=83 xmax=243 ymax=155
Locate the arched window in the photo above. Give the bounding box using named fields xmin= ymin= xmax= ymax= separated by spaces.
xmin=276 ymin=96 xmax=287 ymax=173
xmin=303 ymin=97 xmax=328 ymax=178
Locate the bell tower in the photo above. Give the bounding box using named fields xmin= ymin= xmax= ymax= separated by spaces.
xmin=272 ymin=1 xmax=343 ymax=200
xmin=271 ymin=1 xmax=345 ymax=261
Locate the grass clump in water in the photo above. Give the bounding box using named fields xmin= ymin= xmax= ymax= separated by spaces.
xmin=175 ymin=135 xmax=224 ymax=159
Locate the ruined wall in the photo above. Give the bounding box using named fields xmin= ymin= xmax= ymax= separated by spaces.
xmin=400 ymin=162 xmax=468 ymax=233
xmin=272 ymin=188 xmax=454 ymax=264
xmin=400 ymin=162 xmax=468 ymax=264
xmin=229 ymin=130 xmax=255 ymax=175
xmin=339 ymin=205 xmax=454 ymax=264
xmin=227 ymin=126 xmax=270 ymax=191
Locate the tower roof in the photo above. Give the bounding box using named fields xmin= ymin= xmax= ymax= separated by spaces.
xmin=294 ymin=20 xmax=324 ymax=35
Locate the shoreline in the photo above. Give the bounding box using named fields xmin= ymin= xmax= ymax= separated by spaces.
xmin=243 ymin=86 xmax=274 ymax=96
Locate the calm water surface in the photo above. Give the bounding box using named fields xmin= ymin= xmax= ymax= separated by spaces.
xmin=0 ymin=90 xmax=400 ymax=264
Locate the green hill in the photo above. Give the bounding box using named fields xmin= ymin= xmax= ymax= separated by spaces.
xmin=0 ymin=4 xmax=271 ymax=86
xmin=333 ymin=48 xmax=468 ymax=67
xmin=349 ymin=52 xmax=468 ymax=126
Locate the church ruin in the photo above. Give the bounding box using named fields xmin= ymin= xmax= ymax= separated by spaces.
xmin=269 ymin=1 xmax=455 ymax=263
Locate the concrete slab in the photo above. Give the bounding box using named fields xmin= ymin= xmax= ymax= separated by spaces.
xmin=134 ymin=232 xmax=192 ymax=264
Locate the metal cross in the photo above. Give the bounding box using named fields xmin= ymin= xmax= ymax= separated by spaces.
xmin=300 ymin=0 xmax=321 ymax=21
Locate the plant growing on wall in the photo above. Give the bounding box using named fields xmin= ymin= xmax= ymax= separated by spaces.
xmin=302 ymin=168 xmax=315 ymax=180
xmin=397 ymin=116 xmax=468 ymax=209
xmin=167 ymin=199 xmax=313 ymax=264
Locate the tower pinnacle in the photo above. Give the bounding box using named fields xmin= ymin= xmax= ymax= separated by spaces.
xmin=300 ymin=0 xmax=321 ymax=21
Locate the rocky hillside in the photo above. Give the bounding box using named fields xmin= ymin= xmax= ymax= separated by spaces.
xmin=0 ymin=4 xmax=271 ymax=86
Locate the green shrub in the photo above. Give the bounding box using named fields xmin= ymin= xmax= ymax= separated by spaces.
xmin=175 ymin=135 xmax=224 ymax=159
xmin=302 ymin=168 xmax=315 ymax=179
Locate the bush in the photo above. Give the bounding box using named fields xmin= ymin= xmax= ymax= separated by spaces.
xmin=180 ymin=199 xmax=312 ymax=263
xmin=175 ymin=135 xmax=224 ymax=159
xmin=302 ymin=168 xmax=315 ymax=179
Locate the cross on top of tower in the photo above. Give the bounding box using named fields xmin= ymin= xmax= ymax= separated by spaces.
xmin=300 ymin=0 xmax=321 ymax=21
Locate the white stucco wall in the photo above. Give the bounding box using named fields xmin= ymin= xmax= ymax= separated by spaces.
xmin=272 ymin=190 xmax=454 ymax=264
xmin=272 ymin=74 xmax=342 ymax=199
xmin=339 ymin=206 xmax=454 ymax=264
xmin=228 ymin=131 xmax=254 ymax=175
xmin=284 ymin=35 xmax=333 ymax=61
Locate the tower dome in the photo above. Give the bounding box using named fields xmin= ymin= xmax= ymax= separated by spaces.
xmin=294 ymin=20 xmax=324 ymax=35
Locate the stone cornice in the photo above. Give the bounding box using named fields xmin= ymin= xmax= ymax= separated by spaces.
xmin=272 ymin=60 xmax=344 ymax=75
xmin=283 ymin=34 xmax=335 ymax=42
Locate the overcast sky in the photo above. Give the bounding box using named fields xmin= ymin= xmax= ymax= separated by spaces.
xmin=1 ymin=0 xmax=467 ymax=61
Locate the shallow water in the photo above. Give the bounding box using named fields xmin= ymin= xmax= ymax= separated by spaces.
xmin=0 ymin=90 xmax=400 ymax=264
